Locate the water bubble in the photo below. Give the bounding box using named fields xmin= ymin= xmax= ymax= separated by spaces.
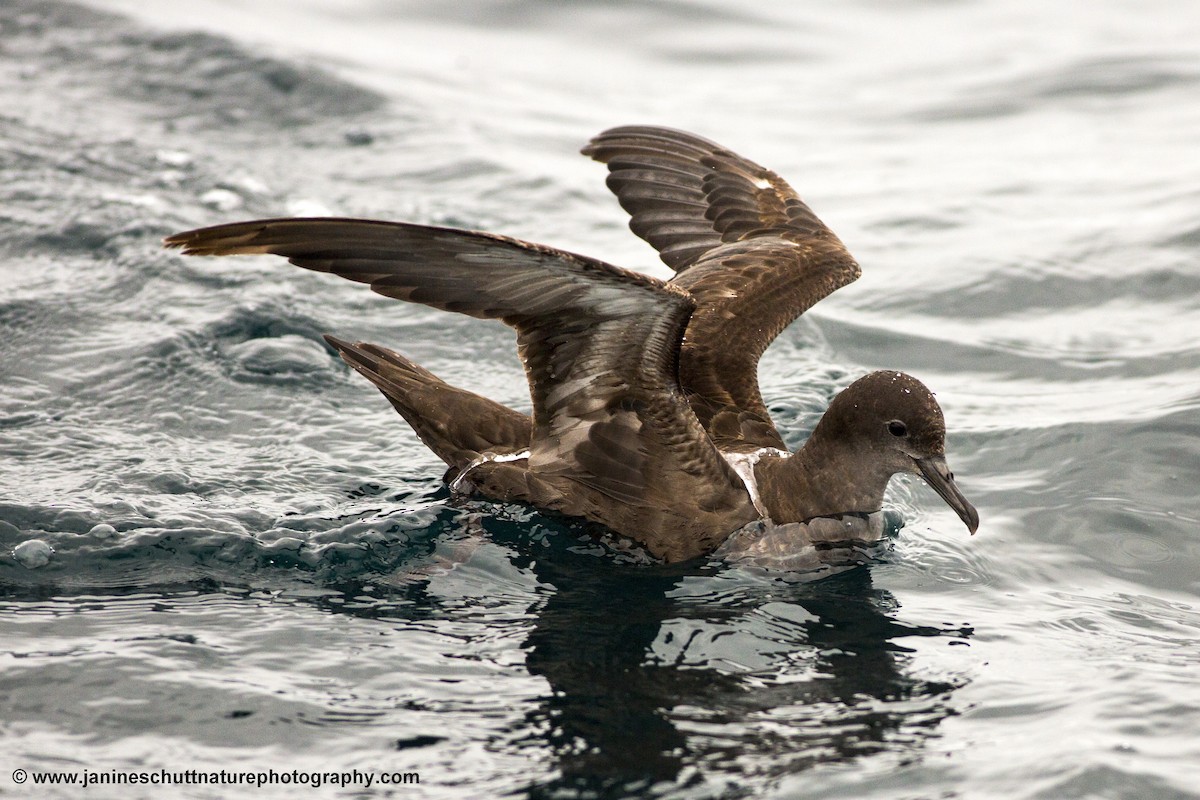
xmin=154 ymin=149 xmax=193 ymax=168
xmin=200 ymin=188 xmax=243 ymax=211
xmin=89 ymin=523 xmax=119 ymax=540
xmin=287 ymin=198 xmax=334 ymax=216
xmin=227 ymin=174 xmax=270 ymax=195
xmin=13 ymin=539 xmax=53 ymax=569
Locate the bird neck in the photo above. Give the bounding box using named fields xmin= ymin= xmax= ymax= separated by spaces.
xmin=753 ymin=434 xmax=893 ymax=524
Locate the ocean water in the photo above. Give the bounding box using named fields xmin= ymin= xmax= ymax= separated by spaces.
xmin=2 ymin=0 xmax=1199 ymax=797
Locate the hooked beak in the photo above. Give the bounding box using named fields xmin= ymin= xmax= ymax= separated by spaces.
xmin=916 ymin=455 xmax=979 ymax=535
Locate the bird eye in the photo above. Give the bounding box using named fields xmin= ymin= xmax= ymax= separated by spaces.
xmin=887 ymin=420 xmax=908 ymax=437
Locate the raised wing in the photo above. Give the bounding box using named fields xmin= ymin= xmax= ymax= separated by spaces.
xmin=164 ymin=218 xmax=749 ymax=510
xmin=582 ymin=125 xmax=841 ymax=272
xmin=583 ymin=126 xmax=862 ymax=450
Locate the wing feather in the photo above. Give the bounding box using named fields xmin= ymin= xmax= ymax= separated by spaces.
xmin=583 ymin=126 xmax=862 ymax=450
xmin=165 ymin=217 xmax=749 ymax=510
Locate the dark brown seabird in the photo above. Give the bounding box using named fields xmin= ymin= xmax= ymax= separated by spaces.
xmin=164 ymin=126 xmax=978 ymax=567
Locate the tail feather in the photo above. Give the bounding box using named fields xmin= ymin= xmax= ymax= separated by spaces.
xmin=324 ymin=335 xmax=531 ymax=470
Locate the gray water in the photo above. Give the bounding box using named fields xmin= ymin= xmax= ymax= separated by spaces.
xmin=2 ymin=0 xmax=1199 ymax=797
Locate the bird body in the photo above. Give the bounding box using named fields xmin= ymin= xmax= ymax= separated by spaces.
xmin=165 ymin=126 xmax=978 ymax=565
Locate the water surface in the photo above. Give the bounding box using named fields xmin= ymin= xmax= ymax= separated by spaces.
xmin=2 ymin=0 xmax=1199 ymax=797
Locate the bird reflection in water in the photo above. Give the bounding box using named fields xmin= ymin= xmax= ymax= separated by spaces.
xmin=305 ymin=508 xmax=971 ymax=797
xmin=495 ymin=520 xmax=972 ymax=798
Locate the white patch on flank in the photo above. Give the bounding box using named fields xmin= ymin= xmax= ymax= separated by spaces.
xmin=721 ymin=447 xmax=788 ymax=519
xmin=450 ymin=449 xmax=531 ymax=493
xmin=753 ymin=177 xmax=773 ymax=189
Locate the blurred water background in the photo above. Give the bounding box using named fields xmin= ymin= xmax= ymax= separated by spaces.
xmin=2 ymin=0 xmax=1199 ymax=797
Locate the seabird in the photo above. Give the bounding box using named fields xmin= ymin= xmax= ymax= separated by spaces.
xmin=165 ymin=126 xmax=978 ymax=566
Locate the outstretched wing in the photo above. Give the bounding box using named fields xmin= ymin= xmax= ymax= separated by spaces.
xmin=582 ymin=126 xmax=862 ymax=450
xmin=581 ymin=125 xmax=842 ymax=273
xmin=165 ymin=218 xmax=748 ymax=511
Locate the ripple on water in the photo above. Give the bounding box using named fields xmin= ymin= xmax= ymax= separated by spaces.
xmin=0 ymin=0 xmax=384 ymax=133
xmin=3 ymin=0 xmax=1200 ymax=797
xmin=0 ymin=494 xmax=488 ymax=592
xmin=225 ymin=334 xmax=331 ymax=382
